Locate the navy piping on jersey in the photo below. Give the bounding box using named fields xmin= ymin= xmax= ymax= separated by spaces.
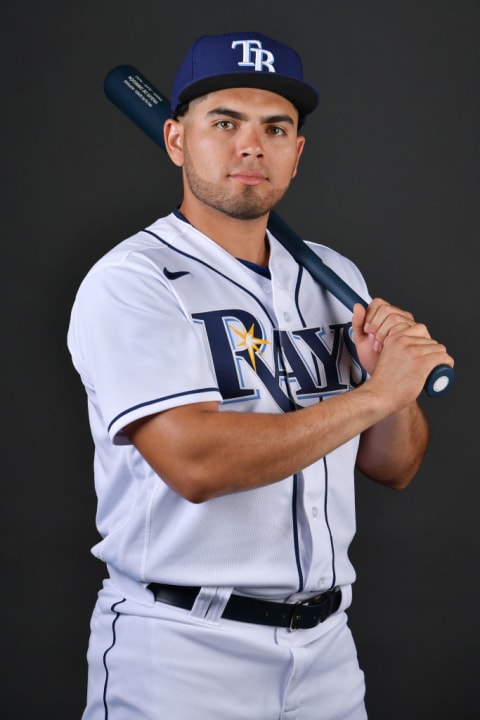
xmin=291 ymin=474 xmax=304 ymax=591
xmin=293 ymin=260 xmax=336 ymax=591
xmin=102 ymin=599 xmax=126 ymax=719
xmin=107 ymin=387 xmax=218 ymax=435
xmin=294 ymin=265 xmax=305 ymax=324
xmin=143 ymin=228 xmax=279 ymax=330
xmin=323 ymin=456 xmax=336 ymax=590
xmin=176 ymin=207 xmax=273 ymax=279
xmin=294 ymin=262 xmax=324 ymax=387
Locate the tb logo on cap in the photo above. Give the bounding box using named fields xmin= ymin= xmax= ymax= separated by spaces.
xmin=231 ymin=40 xmax=276 ymax=73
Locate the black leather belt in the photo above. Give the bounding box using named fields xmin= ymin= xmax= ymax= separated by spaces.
xmin=147 ymin=583 xmax=341 ymax=631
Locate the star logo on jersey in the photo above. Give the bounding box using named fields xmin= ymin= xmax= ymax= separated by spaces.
xmin=192 ymin=308 xmax=367 ymax=409
xmin=229 ymin=321 xmax=271 ymax=373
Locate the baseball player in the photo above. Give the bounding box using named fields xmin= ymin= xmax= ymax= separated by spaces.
xmin=67 ymin=31 xmax=453 ymax=719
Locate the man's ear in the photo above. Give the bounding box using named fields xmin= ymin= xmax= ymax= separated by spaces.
xmin=291 ymin=135 xmax=306 ymax=179
xmin=164 ymin=119 xmax=184 ymax=167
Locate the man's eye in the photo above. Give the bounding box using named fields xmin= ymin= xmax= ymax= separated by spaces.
xmin=216 ymin=120 xmax=235 ymax=130
xmin=267 ymin=126 xmax=286 ymax=136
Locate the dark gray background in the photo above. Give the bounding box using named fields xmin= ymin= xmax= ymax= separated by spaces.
xmin=2 ymin=1 xmax=478 ymax=718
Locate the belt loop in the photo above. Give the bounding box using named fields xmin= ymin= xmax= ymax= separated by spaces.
xmin=191 ymin=587 xmax=233 ymax=622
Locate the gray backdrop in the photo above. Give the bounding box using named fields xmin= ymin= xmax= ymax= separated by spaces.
xmin=2 ymin=1 xmax=479 ymax=718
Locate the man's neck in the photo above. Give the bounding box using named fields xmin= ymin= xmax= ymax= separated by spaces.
xmin=178 ymin=200 xmax=270 ymax=267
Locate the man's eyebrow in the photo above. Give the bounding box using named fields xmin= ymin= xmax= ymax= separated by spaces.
xmin=206 ymin=108 xmax=295 ymax=125
xmin=264 ymin=114 xmax=295 ymax=126
xmin=207 ymin=108 xmax=246 ymax=120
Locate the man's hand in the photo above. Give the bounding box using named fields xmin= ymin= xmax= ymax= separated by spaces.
xmin=352 ymin=298 xmax=454 ymax=409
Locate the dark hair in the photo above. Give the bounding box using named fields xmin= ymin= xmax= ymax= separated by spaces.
xmin=172 ymin=102 xmax=189 ymax=119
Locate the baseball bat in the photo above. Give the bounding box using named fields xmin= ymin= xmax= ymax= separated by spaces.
xmin=103 ymin=64 xmax=454 ymax=398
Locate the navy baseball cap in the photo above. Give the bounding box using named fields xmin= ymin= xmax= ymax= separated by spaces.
xmin=170 ymin=32 xmax=319 ymax=116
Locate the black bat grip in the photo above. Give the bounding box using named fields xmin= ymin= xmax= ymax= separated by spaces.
xmin=103 ymin=65 xmax=454 ymax=398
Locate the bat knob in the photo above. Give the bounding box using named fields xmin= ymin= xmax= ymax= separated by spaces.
xmin=424 ymin=364 xmax=455 ymax=397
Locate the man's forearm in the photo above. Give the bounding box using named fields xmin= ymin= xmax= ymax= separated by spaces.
xmin=126 ymin=383 xmax=406 ymax=503
xmin=355 ymin=401 xmax=430 ymax=489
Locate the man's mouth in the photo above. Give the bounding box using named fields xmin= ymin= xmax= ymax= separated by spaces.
xmin=229 ymin=170 xmax=267 ymax=186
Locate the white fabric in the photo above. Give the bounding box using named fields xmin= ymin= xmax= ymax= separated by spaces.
xmin=69 ymin=211 xmax=373 ymax=718
xmin=82 ymin=579 xmax=367 ymax=720
xmin=67 ymin=212 xmax=370 ymax=601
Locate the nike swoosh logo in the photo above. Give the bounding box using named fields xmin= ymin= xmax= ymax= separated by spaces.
xmin=163 ymin=267 xmax=190 ymax=280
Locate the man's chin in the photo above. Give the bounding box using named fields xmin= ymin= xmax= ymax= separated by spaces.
xmin=222 ymin=206 xmax=271 ymax=221
xmin=218 ymin=192 xmax=284 ymax=221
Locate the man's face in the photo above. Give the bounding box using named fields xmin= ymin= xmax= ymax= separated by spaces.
xmin=169 ymin=87 xmax=306 ymax=221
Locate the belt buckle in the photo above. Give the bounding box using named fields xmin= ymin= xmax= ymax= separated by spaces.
xmin=289 ymin=593 xmax=325 ymax=632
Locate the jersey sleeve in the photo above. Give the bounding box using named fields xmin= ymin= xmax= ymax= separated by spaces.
xmin=67 ymin=248 xmax=222 ymax=444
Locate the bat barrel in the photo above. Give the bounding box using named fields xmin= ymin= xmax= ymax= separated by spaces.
xmin=104 ymin=65 xmax=171 ymax=151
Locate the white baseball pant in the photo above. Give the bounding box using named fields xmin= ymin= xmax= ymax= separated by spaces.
xmin=81 ymin=579 xmax=367 ymax=720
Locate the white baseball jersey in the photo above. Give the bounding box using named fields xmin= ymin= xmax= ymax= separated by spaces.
xmin=67 ymin=210 xmax=371 ymax=602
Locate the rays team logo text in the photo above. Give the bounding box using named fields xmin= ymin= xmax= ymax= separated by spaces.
xmin=193 ymin=309 xmax=366 ymax=411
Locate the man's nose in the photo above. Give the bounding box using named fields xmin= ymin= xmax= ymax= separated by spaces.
xmin=237 ymin=125 xmax=264 ymax=157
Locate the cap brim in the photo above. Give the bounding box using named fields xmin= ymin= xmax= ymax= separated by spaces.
xmin=177 ymin=72 xmax=319 ymax=116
